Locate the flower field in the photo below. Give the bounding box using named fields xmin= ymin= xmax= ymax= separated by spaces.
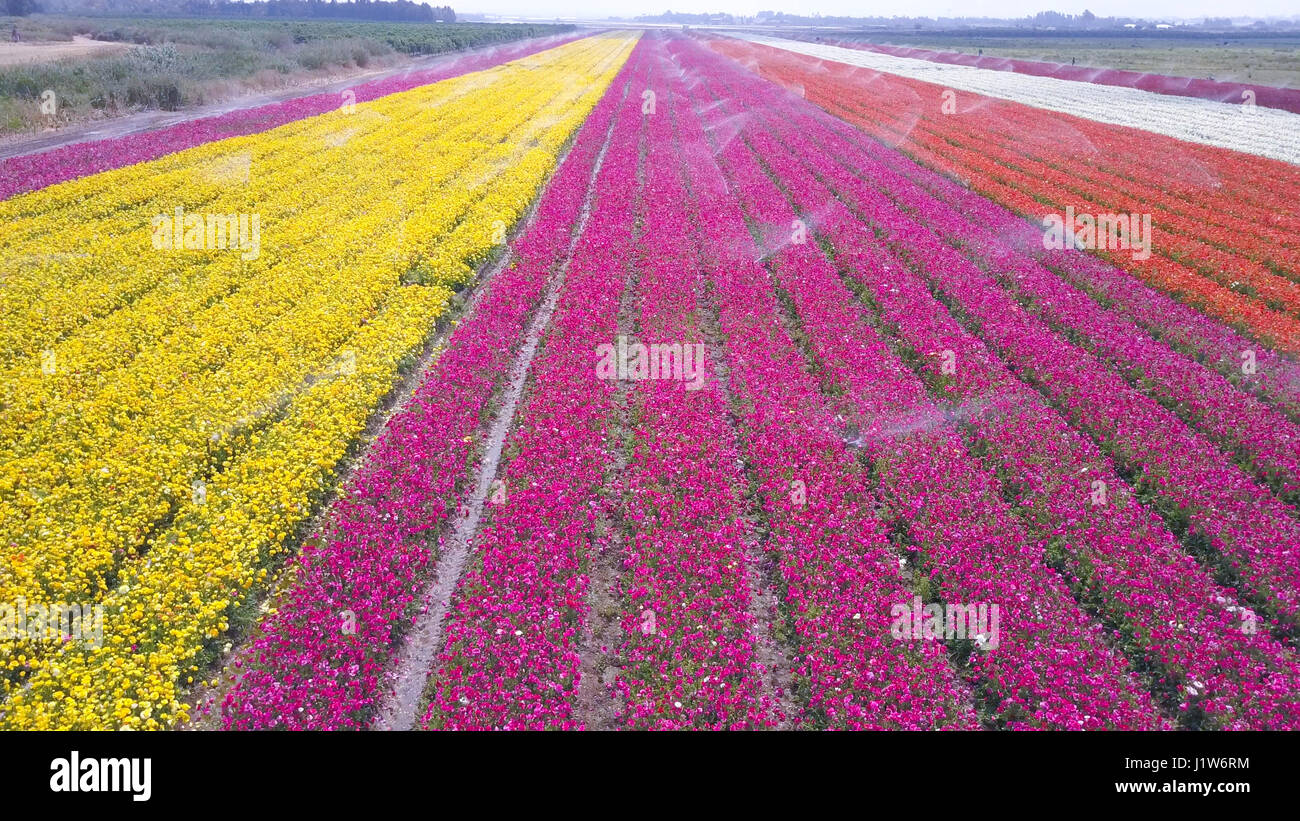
xmin=1 ymin=27 xmax=1298 ymax=732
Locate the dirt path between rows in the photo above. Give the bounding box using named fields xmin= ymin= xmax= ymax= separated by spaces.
xmin=178 ymin=232 xmax=505 ymax=730
xmin=371 ymin=89 xmax=626 ymax=731
xmin=571 ymin=100 xmax=642 ymax=731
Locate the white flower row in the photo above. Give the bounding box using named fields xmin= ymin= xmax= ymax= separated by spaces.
xmin=735 ymin=34 xmax=1300 ymax=166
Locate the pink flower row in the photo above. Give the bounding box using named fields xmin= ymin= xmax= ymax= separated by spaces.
xmin=218 ymin=42 xmax=628 ymax=730
xmin=0 ymin=34 xmax=580 ymax=200
xmin=609 ymin=66 xmax=775 ymax=729
xmin=420 ymin=45 xmax=651 ymax=730
xmin=675 ymin=45 xmax=979 ymax=729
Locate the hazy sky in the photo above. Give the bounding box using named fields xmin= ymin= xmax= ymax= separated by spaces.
xmin=463 ymin=1 xmax=1300 ymax=20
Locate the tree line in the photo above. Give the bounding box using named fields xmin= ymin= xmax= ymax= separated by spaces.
xmin=6 ymin=0 xmax=457 ymax=23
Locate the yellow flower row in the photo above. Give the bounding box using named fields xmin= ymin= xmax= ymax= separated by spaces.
xmin=0 ymin=32 xmax=639 ymax=725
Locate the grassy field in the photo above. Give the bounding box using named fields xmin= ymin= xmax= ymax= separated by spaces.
xmin=817 ymin=31 xmax=1300 ymax=87
xmin=0 ymin=16 xmax=574 ymax=135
